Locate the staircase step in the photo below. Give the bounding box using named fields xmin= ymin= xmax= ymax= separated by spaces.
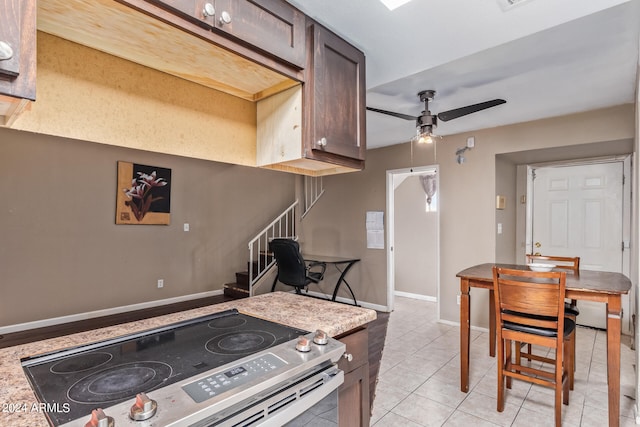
xmin=248 ymin=253 xmax=274 ymax=275
xmin=223 ymin=284 xmax=250 ymax=299
xmin=235 ymin=272 xmax=250 ymax=289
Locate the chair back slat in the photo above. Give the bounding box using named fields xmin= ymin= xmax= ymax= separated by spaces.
xmin=499 ymin=280 xmax=561 ymax=318
xmin=526 ymin=254 xmax=580 ymax=273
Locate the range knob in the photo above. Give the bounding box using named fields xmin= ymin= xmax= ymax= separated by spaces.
xmin=129 ymin=393 xmax=158 ymax=421
xmin=84 ymin=409 xmax=114 ymax=427
xmin=313 ymin=329 xmax=328 ymax=345
xmin=295 ymin=335 xmax=311 ymax=352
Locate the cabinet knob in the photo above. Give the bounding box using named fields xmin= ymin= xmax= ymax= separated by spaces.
xmin=316 ymin=137 xmax=327 ymax=148
xmin=0 ymin=41 xmax=13 ymax=61
xmin=342 ymin=353 xmax=353 ymax=362
xmin=219 ymin=11 xmax=232 ymax=25
xmin=202 ymin=3 xmax=215 ymax=18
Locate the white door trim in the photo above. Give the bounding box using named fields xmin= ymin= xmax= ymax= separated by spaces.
xmin=386 ymin=165 xmax=440 ymax=315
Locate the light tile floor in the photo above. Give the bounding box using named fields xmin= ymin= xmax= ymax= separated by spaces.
xmin=370 ymin=296 xmax=637 ymax=426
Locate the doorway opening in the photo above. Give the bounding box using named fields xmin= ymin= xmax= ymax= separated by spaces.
xmin=386 ymin=165 xmax=440 ymax=314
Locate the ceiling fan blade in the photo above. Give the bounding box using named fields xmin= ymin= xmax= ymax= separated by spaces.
xmin=437 ymin=99 xmax=506 ymax=122
xmin=366 ymin=106 xmax=417 ymax=121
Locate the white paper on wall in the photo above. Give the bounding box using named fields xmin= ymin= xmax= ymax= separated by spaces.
xmin=366 ymin=211 xmax=384 ymax=249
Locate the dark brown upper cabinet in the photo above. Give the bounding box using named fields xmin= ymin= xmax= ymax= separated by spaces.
xmin=256 ymin=21 xmax=366 ymax=175
xmin=147 ymin=0 xmax=305 ymax=69
xmin=304 ymin=22 xmax=366 ymax=168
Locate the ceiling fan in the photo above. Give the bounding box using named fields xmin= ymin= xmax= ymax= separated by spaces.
xmin=366 ymin=90 xmax=506 ymax=144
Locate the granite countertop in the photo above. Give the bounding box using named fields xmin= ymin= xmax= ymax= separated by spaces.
xmin=0 ymin=292 xmax=376 ymax=426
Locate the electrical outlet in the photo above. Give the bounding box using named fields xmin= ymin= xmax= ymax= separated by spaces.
xmin=457 ymin=295 xmax=461 ymax=305
xmin=157 ymin=279 xmax=164 ymax=289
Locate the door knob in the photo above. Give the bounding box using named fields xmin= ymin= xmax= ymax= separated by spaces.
xmin=534 ymin=242 xmax=541 ymax=248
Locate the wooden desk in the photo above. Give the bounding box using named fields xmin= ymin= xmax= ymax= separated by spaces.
xmin=457 ymin=263 xmax=631 ymax=427
xmin=303 ymin=254 xmax=360 ymax=306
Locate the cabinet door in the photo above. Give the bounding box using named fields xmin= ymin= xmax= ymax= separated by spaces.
xmin=214 ymin=0 xmax=305 ymax=68
xmin=306 ymin=23 xmax=366 ymax=166
xmin=339 ymin=363 xmax=370 ymax=427
xmin=0 ymin=0 xmax=36 ymax=100
xmin=337 ymin=327 xmax=370 ymax=426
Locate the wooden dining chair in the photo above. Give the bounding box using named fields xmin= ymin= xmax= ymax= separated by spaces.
xmin=492 ymin=266 xmax=575 ymax=427
xmin=525 ymin=254 xmax=580 ymax=388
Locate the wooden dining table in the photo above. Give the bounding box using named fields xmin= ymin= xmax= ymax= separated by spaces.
xmin=457 ymin=263 xmax=631 ymax=427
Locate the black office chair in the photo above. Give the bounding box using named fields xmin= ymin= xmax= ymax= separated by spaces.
xmin=269 ymin=238 xmax=326 ymax=294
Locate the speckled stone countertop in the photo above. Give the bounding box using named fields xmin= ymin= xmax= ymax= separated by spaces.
xmin=0 ymin=292 xmax=376 ymax=426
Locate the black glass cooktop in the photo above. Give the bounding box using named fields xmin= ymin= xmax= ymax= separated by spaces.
xmin=21 ymin=309 xmax=308 ymax=426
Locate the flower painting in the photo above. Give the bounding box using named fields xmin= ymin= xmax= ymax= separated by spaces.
xmin=116 ymin=161 xmax=171 ymax=225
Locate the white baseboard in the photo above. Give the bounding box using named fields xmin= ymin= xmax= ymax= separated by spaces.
xmin=394 ymin=291 xmax=437 ymax=302
xmin=438 ymin=318 xmax=490 ymax=333
xmin=0 ymin=290 xmax=224 ymax=335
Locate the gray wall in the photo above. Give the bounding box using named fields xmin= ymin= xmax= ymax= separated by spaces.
xmin=0 ymin=127 xmax=295 ymax=325
xmin=300 ymin=104 xmax=636 ymax=328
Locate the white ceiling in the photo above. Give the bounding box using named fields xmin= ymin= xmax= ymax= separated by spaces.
xmin=286 ymin=0 xmax=640 ymax=149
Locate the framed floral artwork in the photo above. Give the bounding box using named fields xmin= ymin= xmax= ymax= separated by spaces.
xmin=116 ymin=161 xmax=171 ymax=225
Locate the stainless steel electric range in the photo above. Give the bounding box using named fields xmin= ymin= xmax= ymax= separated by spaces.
xmin=21 ymin=309 xmax=345 ymax=426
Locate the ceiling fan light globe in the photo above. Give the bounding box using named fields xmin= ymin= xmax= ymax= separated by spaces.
xmin=418 ymin=134 xmax=433 ymax=144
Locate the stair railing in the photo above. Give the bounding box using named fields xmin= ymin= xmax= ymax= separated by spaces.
xmin=301 ymin=176 xmax=324 ymax=219
xmin=248 ymin=200 xmax=298 ymax=294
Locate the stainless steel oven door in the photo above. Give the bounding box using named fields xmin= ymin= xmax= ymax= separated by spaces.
xmin=283 ymin=388 xmax=338 ymax=426
xmin=194 ymin=363 xmax=343 ymax=427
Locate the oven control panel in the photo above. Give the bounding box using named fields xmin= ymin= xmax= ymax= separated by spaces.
xmin=182 ymin=353 xmax=286 ymax=403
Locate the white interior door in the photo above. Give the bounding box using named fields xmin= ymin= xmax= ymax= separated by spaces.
xmin=531 ymin=161 xmax=627 ymax=329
